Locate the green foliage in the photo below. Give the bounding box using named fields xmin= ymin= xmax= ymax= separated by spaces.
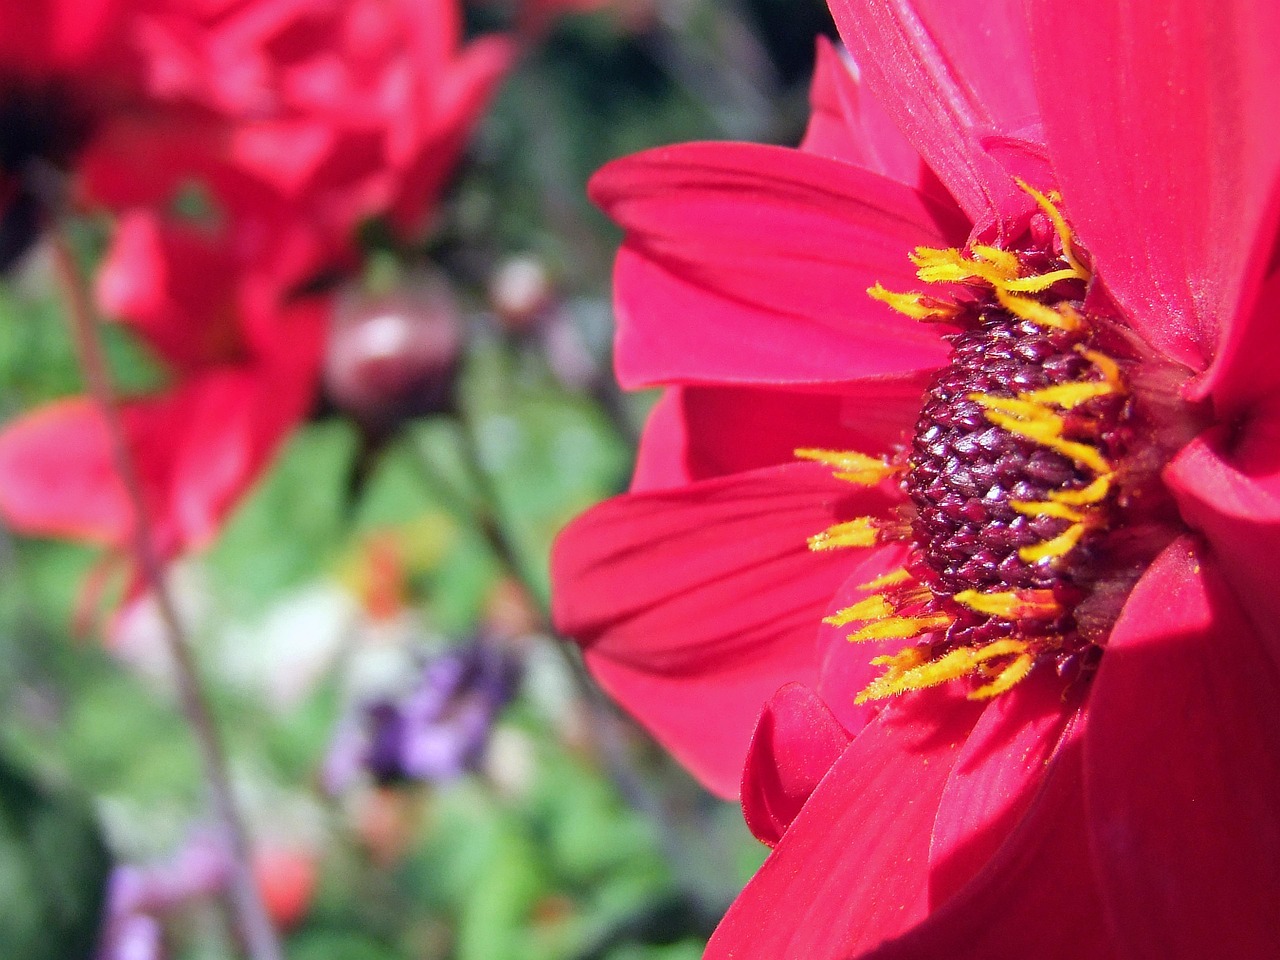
xmin=0 ymin=754 xmax=110 ymax=960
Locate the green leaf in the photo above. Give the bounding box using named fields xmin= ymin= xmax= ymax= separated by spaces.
xmin=0 ymin=754 xmax=111 ymax=960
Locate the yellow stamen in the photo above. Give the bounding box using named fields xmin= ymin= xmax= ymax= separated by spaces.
xmin=970 ymin=393 xmax=1112 ymax=475
xmin=1080 ymin=347 xmax=1123 ymax=388
xmin=1020 ymin=379 xmax=1115 ymax=409
xmin=824 ymin=594 xmax=895 ymax=626
xmin=1002 ymin=267 xmax=1082 ymax=293
xmin=846 ymin=614 xmax=952 ymax=643
xmin=953 ymin=588 xmax=1061 ymax=619
xmin=856 ymin=639 xmax=1029 ymax=703
xmin=1019 ymin=523 xmax=1088 ymax=564
xmin=858 ymin=568 xmax=912 ymax=591
xmin=866 ymin=284 xmax=961 ymax=321
xmin=995 ymin=287 xmax=1080 ymax=331
xmin=1010 ymin=499 xmax=1086 ymax=522
xmin=807 ymin=517 xmax=881 ymax=551
xmin=1015 ymin=178 xmax=1089 ymax=279
xmin=1049 ymin=475 xmax=1111 ymax=505
xmin=794 ymin=448 xmax=899 ymax=486
xmin=969 ymin=652 xmax=1035 ymax=699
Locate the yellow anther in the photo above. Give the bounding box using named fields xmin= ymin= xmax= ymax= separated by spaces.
xmin=995 ymin=288 xmax=1081 ymax=331
xmin=1080 ymin=347 xmax=1123 ymax=388
xmin=971 ymin=394 xmax=1112 ymax=475
xmin=953 ymin=588 xmax=1062 ymax=619
xmin=868 ymin=646 xmax=929 ymax=670
xmin=1015 ymin=178 xmax=1089 ymax=279
xmin=969 ymin=392 xmax=1060 ymax=424
xmin=858 ymin=568 xmax=912 ymax=591
xmin=795 ymin=448 xmax=899 ymax=486
xmin=846 ymin=614 xmax=952 ymax=644
xmin=1020 ymin=380 xmax=1114 ymax=409
xmin=807 ymin=517 xmax=881 ymax=551
xmin=856 ymin=639 xmax=1030 ymax=703
xmin=1049 ymin=475 xmax=1111 ymax=505
xmin=824 ymin=594 xmax=895 ymax=626
xmin=969 ymin=652 xmax=1035 ymax=699
xmin=1020 ymin=523 xmax=1089 ymax=564
xmin=866 ymin=284 xmax=961 ymax=321
xmin=1010 ymin=499 xmax=1086 ymax=522
xmin=1002 ymin=267 xmax=1082 ymax=293
xmin=910 ymin=246 xmax=1005 ymax=285
xmin=968 ymin=244 xmax=1021 ymax=277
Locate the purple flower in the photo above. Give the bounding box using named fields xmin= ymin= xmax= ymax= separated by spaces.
xmin=326 ymin=642 xmax=522 ymax=792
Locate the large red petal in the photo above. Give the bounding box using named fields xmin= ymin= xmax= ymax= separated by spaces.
xmin=801 ymin=36 xmax=931 ymax=192
xmin=1196 ymin=272 xmax=1280 ymax=416
xmin=0 ymin=398 xmax=129 ymax=545
xmin=740 ymin=682 xmax=852 ymax=847
xmin=927 ymin=672 xmax=1076 ymax=903
xmin=630 ymin=378 xmax=925 ymax=492
xmin=864 ymin=721 xmax=1116 ymax=960
xmin=1164 ymin=409 xmax=1280 ymax=662
xmin=551 ymin=462 xmax=896 ymax=797
xmin=1032 ymin=0 xmax=1280 ymax=373
xmin=705 ymin=690 xmax=984 ymax=959
xmin=591 ymin=142 xmax=964 ymax=389
xmin=1085 ymin=538 xmax=1280 ymax=960
xmin=829 ymin=0 xmax=1038 ymax=223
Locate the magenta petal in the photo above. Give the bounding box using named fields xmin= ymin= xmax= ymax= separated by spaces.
xmin=551 ymin=462 xmax=897 ymax=797
xmin=1085 ymin=538 xmax=1280 ymax=960
xmin=864 ymin=722 xmax=1116 ymax=960
xmin=1165 ymin=420 xmax=1280 ymax=657
xmin=829 ymin=0 xmax=1038 ymax=222
xmin=0 ymin=398 xmax=129 ymax=545
xmin=1197 ymin=271 xmax=1280 ymax=415
xmin=927 ymin=673 xmax=1075 ymax=903
xmin=801 ymin=36 xmax=931 ymax=192
xmin=706 ymin=690 xmax=984 ymax=959
xmin=630 ymin=379 xmax=925 ymax=492
xmin=591 ymin=142 xmax=963 ymax=389
xmin=740 ymin=683 xmax=852 ymax=847
xmin=1032 ymin=0 xmax=1280 ymax=372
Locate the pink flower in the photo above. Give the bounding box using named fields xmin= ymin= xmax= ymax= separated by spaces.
xmin=552 ymin=2 xmax=1280 ymax=957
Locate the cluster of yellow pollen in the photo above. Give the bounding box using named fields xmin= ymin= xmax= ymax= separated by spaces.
xmin=800 ymin=183 xmax=1128 ymax=703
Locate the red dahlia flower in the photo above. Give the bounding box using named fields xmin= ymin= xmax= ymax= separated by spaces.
xmin=552 ymin=1 xmax=1280 ymax=957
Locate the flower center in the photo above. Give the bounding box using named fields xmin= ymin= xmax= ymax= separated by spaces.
xmin=800 ymin=183 xmax=1186 ymax=703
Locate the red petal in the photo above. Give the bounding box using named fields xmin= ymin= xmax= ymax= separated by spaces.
xmin=1165 ymin=415 xmax=1280 ymax=658
xmin=740 ymin=683 xmax=852 ymax=847
xmin=591 ymin=142 xmax=964 ymax=389
xmin=551 ymin=462 xmax=896 ymax=797
xmin=1085 ymin=538 xmax=1280 ymax=960
xmin=706 ymin=690 xmax=984 ymax=960
xmin=801 ymin=36 xmax=932 ymax=192
xmin=1032 ymin=0 xmax=1280 ymax=373
xmin=927 ymin=672 xmax=1076 ymax=903
xmin=1196 ymin=271 xmax=1280 ymax=416
xmin=829 ymin=0 xmax=1039 ymax=223
xmin=864 ymin=721 xmax=1116 ymax=960
xmin=630 ymin=379 xmax=925 ymax=492
xmin=0 ymin=398 xmax=129 ymax=545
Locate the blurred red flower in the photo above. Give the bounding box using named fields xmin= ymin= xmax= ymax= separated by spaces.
xmin=552 ymin=1 xmax=1280 ymax=958
xmin=0 ymin=0 xmax=511 ymax=608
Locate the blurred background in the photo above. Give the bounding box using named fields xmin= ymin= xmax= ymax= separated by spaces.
xmin=0 ymin=1 xmax=834 ymax=957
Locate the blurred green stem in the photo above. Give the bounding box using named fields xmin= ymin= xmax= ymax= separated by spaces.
xmin=416 ymin=414 xmax=738 ymax=920
xmin=52 ymin=232 xmax=284 ymax=960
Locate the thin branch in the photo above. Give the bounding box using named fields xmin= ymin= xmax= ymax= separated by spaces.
xmin=51 ymin=233 xmax=284 ymax=960
xmin=411 ymin=415 xmax=733 ymax=913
